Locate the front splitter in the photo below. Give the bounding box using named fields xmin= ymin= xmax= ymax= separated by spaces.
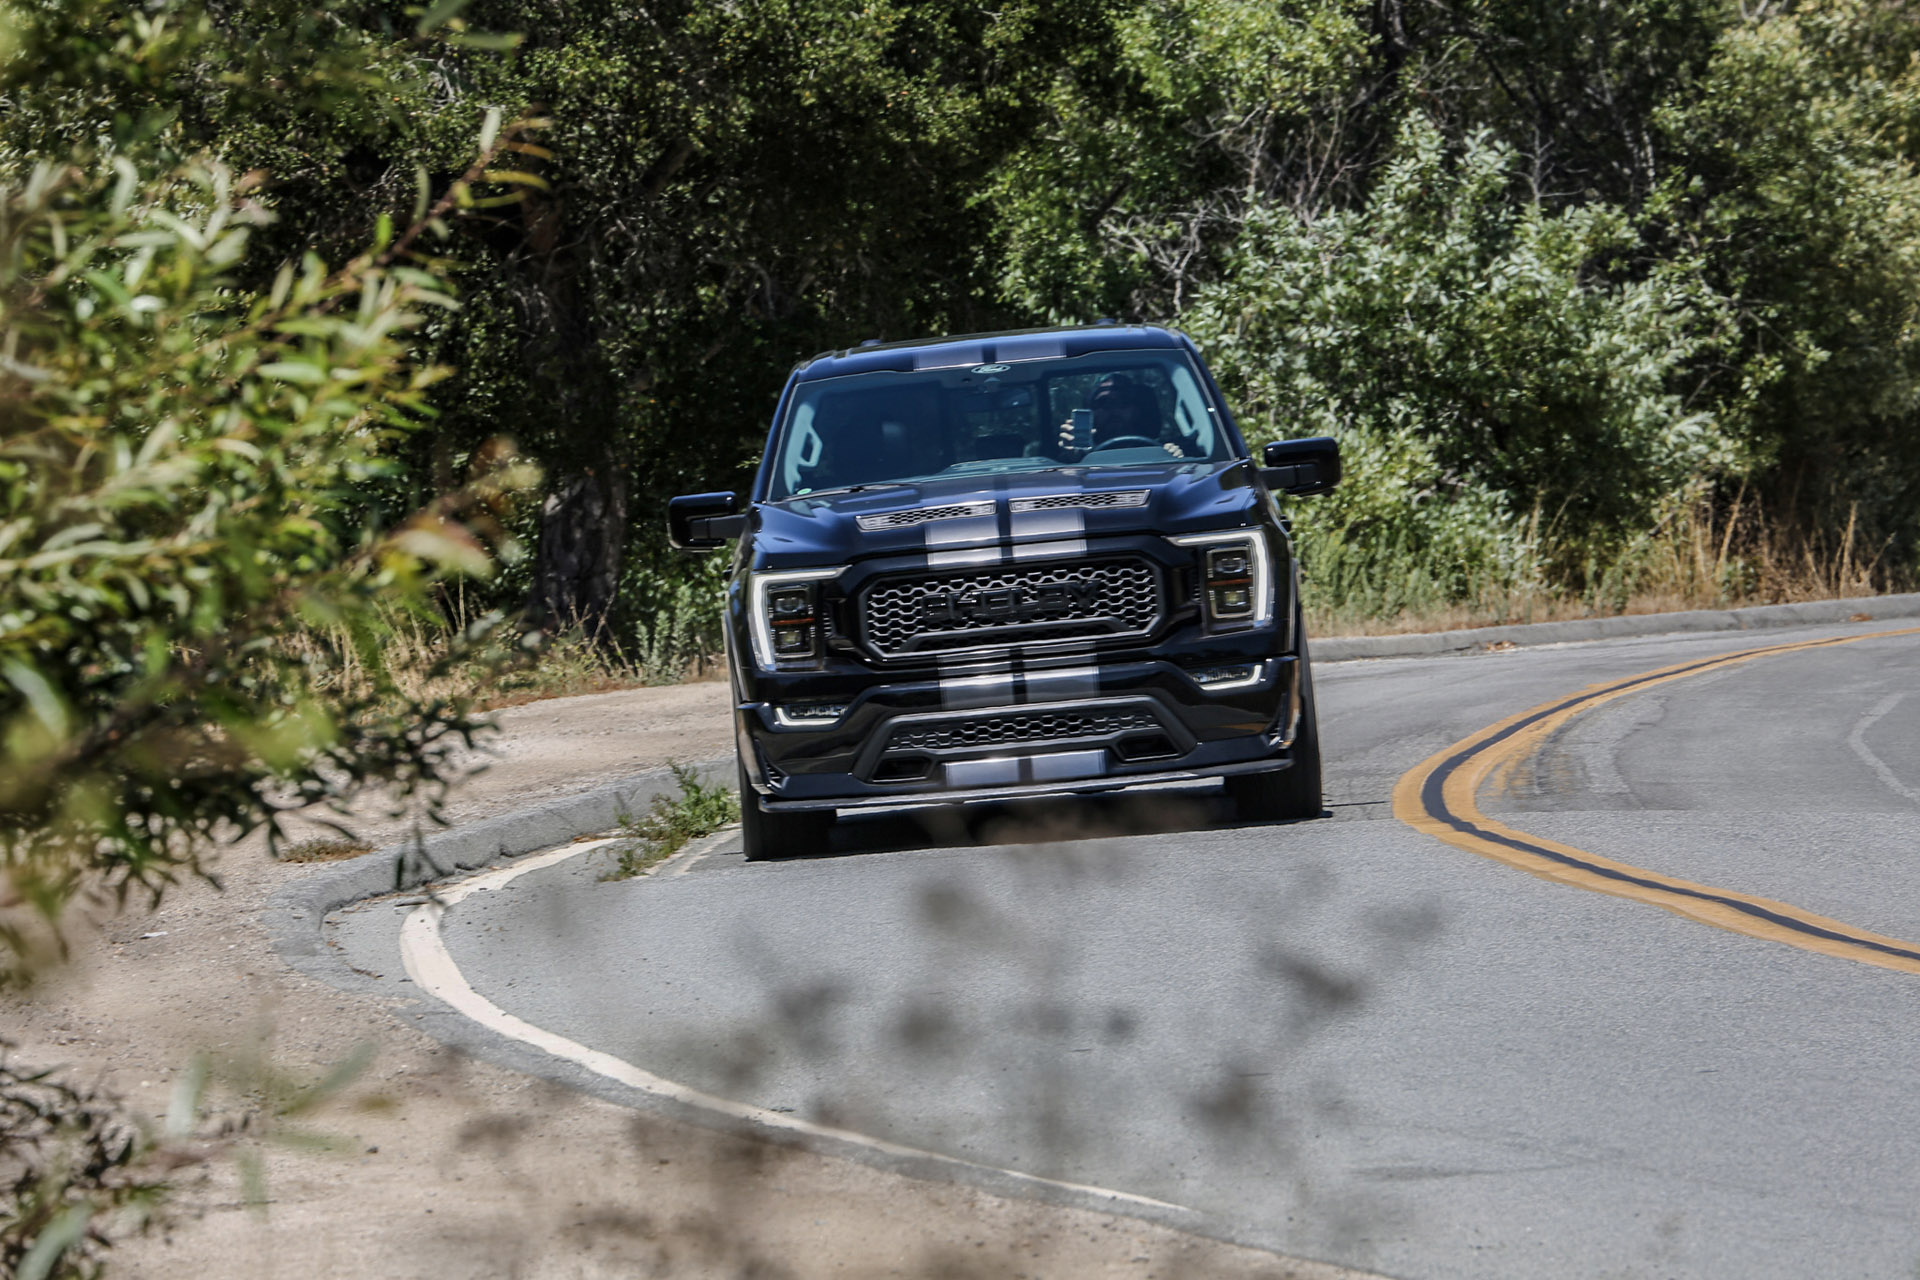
xmin=759 ymin=754 xmax=1293 ymax=812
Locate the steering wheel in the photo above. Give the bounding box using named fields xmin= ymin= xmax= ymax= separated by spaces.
xmin=1086 ymin=435 xmax=1162 ymax=452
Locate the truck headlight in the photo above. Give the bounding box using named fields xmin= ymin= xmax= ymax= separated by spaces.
xmin=1170 ymin=531 xmax=1272 ymax=627
xmin=749 ymin=567 xmax=843 ymax=669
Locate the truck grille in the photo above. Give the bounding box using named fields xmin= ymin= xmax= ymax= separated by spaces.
xmin=859 ymin=558 xmax=1161 ymax=657
xmin=889 ymin=709 xmax=1158 ymax=754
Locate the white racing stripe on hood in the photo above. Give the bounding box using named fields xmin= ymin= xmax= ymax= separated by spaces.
xmin=1010 ymin=537 xmax=1088 ymax=561
xmin=922 ymin=503 xmax=1004 ymax=567
xmin=899 ymin=493 xmax=1001 ymax=568
xmin=1010 ymin=507 xmax=1083 ymax=559
xmin=1008 ymin=508 xmax=1084 ymax=541
xmin=927 ymin=547 xmax=1005 ymax=569
xmin=925 ymin=511 xmax=1000 ymax=548
xmin=920 ymin=493 xmax=1100 ymax=713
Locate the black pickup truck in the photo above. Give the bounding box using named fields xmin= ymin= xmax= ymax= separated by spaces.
xmin=669 ymin=324 xmax=1340 ymax=860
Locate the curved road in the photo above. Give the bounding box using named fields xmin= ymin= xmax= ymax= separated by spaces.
xmin=333 ymin=619 xmax=1920 ymax=1278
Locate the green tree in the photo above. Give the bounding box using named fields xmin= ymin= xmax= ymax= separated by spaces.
xmin=1185 ymin=117 xmax=1745 ymax=614
xmin=990 ymin=0 xmax=1920 ymax=604
xmin=428 ymin=0 xmax=1099 ymax=654
xmin=10 ymin=0 xmax=1919 ymax=654
xmin=0 ymin=153 xmax=524 ymax=977
xmin=1654 ymin=0 xmax=1920 ymax=567
xmin=0 ymin=0 xmax=1080 ymax=656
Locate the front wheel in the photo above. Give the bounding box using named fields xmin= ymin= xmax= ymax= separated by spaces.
xmin=738 ymin=754 xmax=834 ymax=861
xmin=1226 ymin=655 xmax=1324 ymax=823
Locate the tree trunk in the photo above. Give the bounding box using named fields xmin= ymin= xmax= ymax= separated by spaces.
xmin=533 ymin=462 xmax=628 ymax=646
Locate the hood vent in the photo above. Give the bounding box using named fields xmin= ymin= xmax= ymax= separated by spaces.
xmin=1009 ymin=490 xmax=1149 ymax=513
xmin=855 ymin=501 xmax=996 ymax=532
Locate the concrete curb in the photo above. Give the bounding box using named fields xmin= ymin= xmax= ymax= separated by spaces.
xmin=264 ymin=759 xmax=731 ymax=986
xmin=1313 ymin=591 xmax=1920 ymax=662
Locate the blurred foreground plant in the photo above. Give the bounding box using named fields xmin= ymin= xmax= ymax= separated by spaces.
xmin=0 ymin=1043 xmax=164 ymax=1280
xmin=0 ymin=155 xmax=534 ymax=980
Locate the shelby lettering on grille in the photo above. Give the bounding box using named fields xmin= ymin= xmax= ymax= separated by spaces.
xmin=920 ymin=579 xmax=1098 ymax=624
xmin=862 ymin=559 xmax=1161 ymax=656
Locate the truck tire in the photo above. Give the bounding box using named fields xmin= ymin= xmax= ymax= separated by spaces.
xmin=738 ymin=754 xmax=834 ymax=861
xmin=1226 ymin=643 xmax=1324 ymax=823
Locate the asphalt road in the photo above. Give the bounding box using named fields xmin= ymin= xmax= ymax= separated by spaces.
xmin=333 ymin=619 xmax=1920 ymax=1279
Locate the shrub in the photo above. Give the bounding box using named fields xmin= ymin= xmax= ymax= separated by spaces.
xmin=0 ymin=156 xmax=525 ymax=977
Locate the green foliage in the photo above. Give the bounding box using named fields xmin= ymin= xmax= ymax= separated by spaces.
xmin=619 ymin=544 xmax=731 ymax=683
xmin=0 ymin=153 xmax=522 ymax=975
xmin=607 ymin=762 xmax=740 ymax=880
xmin=7 ymin=0 xmax=1920 ymax=713
xmin=1185 ymin=118 xmax=1748 ymax=611
xmin=425 ymin=0 xmax=1071 ymax=638
xmin=991 ymin=0 xmax=1920 ymax=612
xmin=988 ymin=0 xmax=1380 ymax=319
xmin=1654 ymin=0 xmax=1920 ymax=554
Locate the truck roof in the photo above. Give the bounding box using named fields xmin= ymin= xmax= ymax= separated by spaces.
xmin=793 ymin=324 xmax=1187 ymax=382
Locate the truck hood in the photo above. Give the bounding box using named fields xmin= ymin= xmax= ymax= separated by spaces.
xmin=752 ymin=460 xmax=1262 ymax=569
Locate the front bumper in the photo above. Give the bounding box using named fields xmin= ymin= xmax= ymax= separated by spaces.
xmin=738 ymin=648 xmax=1301 ymax=811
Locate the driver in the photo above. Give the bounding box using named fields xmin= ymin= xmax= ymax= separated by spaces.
xmin=1055 ymin=374 xmax=1185 ymax=458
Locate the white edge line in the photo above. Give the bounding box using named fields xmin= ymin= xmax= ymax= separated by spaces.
xmin=396 ymin=839 xmax=1188 ymax=1214
xmin=665 ymin=824 xmax=736 ymax=878
xmin=1848 ymin=691 xmax=1920 ymax=806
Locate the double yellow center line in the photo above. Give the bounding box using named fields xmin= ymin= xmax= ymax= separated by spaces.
xmin=1393 ymin=627 xmax=1920 ymax=974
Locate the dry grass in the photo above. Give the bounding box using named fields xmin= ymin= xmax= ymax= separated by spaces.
xmin=286 ymin=617 xmax=682 ymax=714
xmin=1308 ymin=493 xmax=1911 ymax=637
xmin=277 ymin=838 xmax=374 ymax=863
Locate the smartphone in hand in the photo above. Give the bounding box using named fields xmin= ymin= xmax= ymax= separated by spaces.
xmin=1069 ymin=408 xmax=1094 ymax=451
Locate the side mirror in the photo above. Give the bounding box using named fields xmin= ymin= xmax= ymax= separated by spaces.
xmin=1260 ymin=437 xmax=1341 ymax=496
xmin=668 ymin=491 xmax=747 ymax=551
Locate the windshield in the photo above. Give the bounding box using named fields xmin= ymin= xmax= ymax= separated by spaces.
xmin=766 ymin=349 xmax=1239 ymax=501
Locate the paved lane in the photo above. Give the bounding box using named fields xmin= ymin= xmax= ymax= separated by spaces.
xmin=342 ymin=620 xmax=1920 ymax=1278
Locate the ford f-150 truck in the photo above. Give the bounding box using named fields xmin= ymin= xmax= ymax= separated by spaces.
xmin=668 ymin=324 xmax=1340 ymax=860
